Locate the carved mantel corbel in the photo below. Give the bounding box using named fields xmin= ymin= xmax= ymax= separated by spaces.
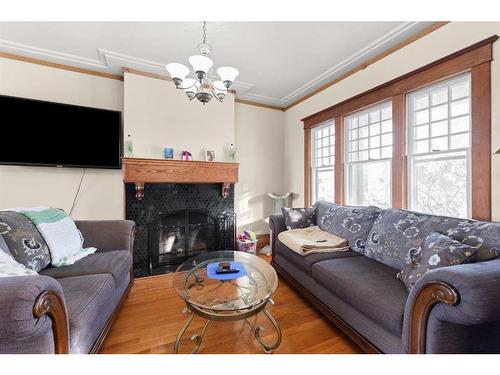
xmin=134 ymin=182 xmax=145 ymax=200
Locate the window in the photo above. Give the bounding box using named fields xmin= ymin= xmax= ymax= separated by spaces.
xmin=311 ymin=121 xmax=335 ymax=203
xmin=407 ymin=73 xmax=471 ymax=218
xmin=345 ymin=102 xmax=392 ymax=207
xmin=303 ymin=39 xmax=493 ymax=219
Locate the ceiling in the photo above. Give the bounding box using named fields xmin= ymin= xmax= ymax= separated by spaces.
xmin=0 ymin=22 xmax=436 ymax=107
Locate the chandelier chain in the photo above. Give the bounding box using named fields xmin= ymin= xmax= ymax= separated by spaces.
xmin=202 ymin=21 xmax=207 ymax=44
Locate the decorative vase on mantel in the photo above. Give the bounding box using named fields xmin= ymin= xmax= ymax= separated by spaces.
xmin=125 ymin=134 xmax=134 ymax=158
xmin=227 ymin=143 xmax=237 ymax=162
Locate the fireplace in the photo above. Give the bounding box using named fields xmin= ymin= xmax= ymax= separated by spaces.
xmin=122 ymin=158 xmax=239 ymax=277
xmin=125 ymin=182 xmax=236 ymax=277
xmin=148 ymin=209 xmax=235 ymax=273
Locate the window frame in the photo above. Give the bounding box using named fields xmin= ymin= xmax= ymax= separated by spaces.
xmin=406 ymin=73 xmax=472 ymax=218
xmin=311 ymin=120 xmax=335 ymax=204
xmin=344 ymin=101 xmax=393 ymax=208
xmin=301 ymin=36 xmax=494 ymax=220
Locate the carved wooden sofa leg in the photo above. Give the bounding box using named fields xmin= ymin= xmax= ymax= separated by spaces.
xmin=408 ymin=281 xmax=459 ymax=354
xmin=33 ymin=290 xmax=70 ymax=354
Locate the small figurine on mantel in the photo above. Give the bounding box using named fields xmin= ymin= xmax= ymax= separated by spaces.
xmin=181 ymin=150 xmax=192 ymax=161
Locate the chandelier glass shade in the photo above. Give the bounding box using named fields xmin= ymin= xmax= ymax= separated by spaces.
xmin=166 ymin=22 xmax=239 ymax=104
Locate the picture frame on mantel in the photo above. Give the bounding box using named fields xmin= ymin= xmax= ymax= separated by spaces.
xmin=205 ymin=149 xmax=216 ymax=162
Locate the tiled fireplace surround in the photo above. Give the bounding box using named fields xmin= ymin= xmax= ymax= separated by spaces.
xmin=126 ymin=183 xmax=236 ymax=277
xmin=122 ymin=158 xmax=239 ymax=277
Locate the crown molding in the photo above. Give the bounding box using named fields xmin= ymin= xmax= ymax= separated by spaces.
xmin=236 ymin=22 xmax=448 ymax=108
xmin=123 ymin=68 xmax=284 ymax=110
xmin=0 ymin=50 xmax=123 ymax=81
xmin=235 ymin=91 xmax=285 ymax=107
xmin=0 ymin=39 xmax=254 ymax=93
xmin=101 ymin=49 xmax=255 ymax=95
xmin=0 ymin=39 xmax=107 ymax=70
xmin=99 ymin=48 xmax=166 ymax=74
xmin=280 ymin=22 xmax=422 ymax=105
xmin=283 ymin=21 xmax=449 ymax=110
xmin=123 ymin=67 xmax=253 ymax=97
xmin=0 ymin=22 xmax=447 ymax=111
xmin=235 ymin=99 xmax=285 ymax=111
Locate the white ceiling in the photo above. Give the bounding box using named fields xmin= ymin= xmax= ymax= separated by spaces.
xmin=0 ymin=22 xmax=436 ymax=107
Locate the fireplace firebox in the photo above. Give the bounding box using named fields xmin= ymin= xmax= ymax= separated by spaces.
xmin=148 ymin=209 xmax=235 ymax=273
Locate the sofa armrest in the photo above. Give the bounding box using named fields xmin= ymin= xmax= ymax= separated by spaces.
xmin=76 ymin=220 xmax=135 ymax=253
xmin=403 ymin=258 xmax=500 ymax=353
xmin=0 ymin=276 xmax=69 ymax=353
xmin=269 ymin=214 xmax=286 ymax=261
xmin=269 ymin=214 xmax=286 ymax=235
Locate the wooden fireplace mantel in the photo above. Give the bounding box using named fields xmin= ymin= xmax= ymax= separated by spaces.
xmin=122 ymin=157 xmax=239 ymax=200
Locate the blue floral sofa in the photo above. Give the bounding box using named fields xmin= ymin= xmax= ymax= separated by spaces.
xmin=269 ymin=201 xmax=500 ymax=353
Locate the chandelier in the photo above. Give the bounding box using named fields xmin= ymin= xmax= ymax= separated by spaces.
xmin=166 ymin=22 xmax=239 ymax=104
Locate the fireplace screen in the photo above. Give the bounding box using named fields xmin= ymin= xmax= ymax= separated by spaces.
xmin=148 ymin=209 xmax=233 ymax=273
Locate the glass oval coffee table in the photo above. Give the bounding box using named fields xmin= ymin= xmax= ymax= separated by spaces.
xmin=172 ymin=250 xmax=281 ymax=354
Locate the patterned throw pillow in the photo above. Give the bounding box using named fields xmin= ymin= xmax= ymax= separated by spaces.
xmin=365 ymin=208 xmax=499 ymax=271
xmin=281 ymin=207 xmax=316 ymax=230
xmin=397 ymin=231 xmax=479 ymax=291
xmin=0 ymin=212 xmax=51 ymax=272
xmin=315 ymin=201 xmax=380 ymax=254
xmin=446 ymin=221 xmax=500 ymax=261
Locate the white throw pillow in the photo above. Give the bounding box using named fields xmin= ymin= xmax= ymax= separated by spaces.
xmin=0 ymin=248 xmax=38 ymax=277
xmin=0 ymin=234 xmax=10 ymax=256
xmin=18 ymin=207 xmax=97 ymax=267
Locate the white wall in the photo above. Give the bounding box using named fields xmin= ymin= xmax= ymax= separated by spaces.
xmin=124 ymin=73 xmax=285 ymax=234
xmin=123 ymin=72 xmax=235 ymax=160
xmin=0 ymin=61 xmax=284 ymax=232
xmin=235 ymin=103 xmax=285 ymax=233
xmin=0 ymin=57 xmax=124 ymax=219
xmin=283 ymin=22 xmax=500 ymax=220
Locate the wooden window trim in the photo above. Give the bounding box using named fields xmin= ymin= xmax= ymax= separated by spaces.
xmin=391 ymin=94 xmax=406 ymax=209
xmin=334 ymin=116 xmax=344 ymax=205
xmin=302 ymin=35 xmax=497 ymax=218
xmin=305 ymin=121 xmax=337 ymax=207
xmin=302 ymin=35 xmax=497 ymax=128
xmin=471 ymin=62 xmax=492 ymax=220
xmin=304 ymin=128 xmax=312 ymax=207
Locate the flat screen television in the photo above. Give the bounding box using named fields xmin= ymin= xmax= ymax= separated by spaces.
xmin=0 ymin=95 xmax=123 ymax=169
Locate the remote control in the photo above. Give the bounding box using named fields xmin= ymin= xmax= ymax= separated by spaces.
xmin=216 ymin=268 xmax=240 ymax=274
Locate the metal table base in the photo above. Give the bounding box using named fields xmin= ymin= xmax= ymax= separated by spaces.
xmin=173 ymin=300 xmax=282 ymax=354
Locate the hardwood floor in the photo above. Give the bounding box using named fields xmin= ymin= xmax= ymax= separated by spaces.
xmin=99 ymin=263 xmax=362 ymax=354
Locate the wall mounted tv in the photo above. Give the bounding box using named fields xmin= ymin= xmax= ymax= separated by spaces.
xmin=0 ymin=95 xmax=123 ymax=169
